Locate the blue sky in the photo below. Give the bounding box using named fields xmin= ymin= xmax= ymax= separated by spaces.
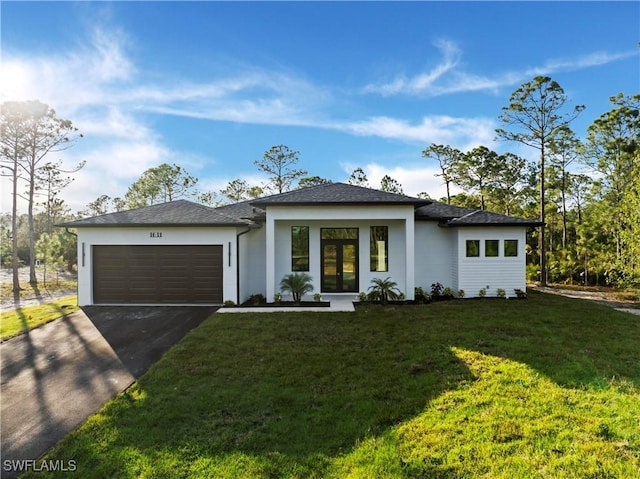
xmin=2 ymin=1 xmax=639 ymax=213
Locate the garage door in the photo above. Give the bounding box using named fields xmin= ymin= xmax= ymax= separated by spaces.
xmin=93 ymin=245 xmax=223 ymax=304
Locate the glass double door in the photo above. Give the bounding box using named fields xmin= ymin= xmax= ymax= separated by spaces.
xmin=321 ymin=239 xmax=358 ymax=292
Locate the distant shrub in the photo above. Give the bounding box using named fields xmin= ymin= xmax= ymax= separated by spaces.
xmin=514 ymin=288 xmax=527 ymax=299
xmin=497 ymin=288 xmax=506 ymax=298
xmin=479 ymin=288 xmax=487 ymax=298
xmin=457 ymin=289 xmax=465 ymax=298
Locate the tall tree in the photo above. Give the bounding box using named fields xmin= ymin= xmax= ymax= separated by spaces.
xmin=0 ymin=102 xmax=26 ymax=291
xmin=125 ymin=163 xmax=198 ymax=208
xmin=451 ymin=146 xmax=500 ymax=210
xmin=584 ymin=93 xmax=640 ymax=286
xmin=380 ymin=175 xmax=404 ymax=194
xmin=348 ymin=167 xmax=369 ymax=187
xmin=422 ymin=144 xmax=462 ymax=205
xmin=254 ymin=145 xmax=306 ymax=194
xmin=489 ymin=152 xmax=527 ymax=216
xmin=297 ymin=176 xmax=331 ymax=189
xmin=220 ymin=178 xmax=263 ymax=203
xmin=0 ymin=100 xmax=82 ymax=286
xmin=36 ymin=160 xmax=83 ymax=234
xmin=548 ymin=127 xmax=582 ymax=249
xmin=496 ymin=76 xmax=585 ymax=285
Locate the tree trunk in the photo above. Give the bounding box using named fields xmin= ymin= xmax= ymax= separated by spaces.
xmin=28 ymin=165 xmax=37 ymax=285
xmin=540 ymin=148 xmax=547 ymax=285
xmin=11 ymin=160 xmax=21 ymax=293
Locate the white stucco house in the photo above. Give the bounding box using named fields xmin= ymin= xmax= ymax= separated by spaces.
xmin=61 ymin=182 xmax=540 ymax=306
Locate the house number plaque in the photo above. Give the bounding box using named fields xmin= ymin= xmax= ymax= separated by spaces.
xmin=149 ymin=232 xmax=163 ymax=238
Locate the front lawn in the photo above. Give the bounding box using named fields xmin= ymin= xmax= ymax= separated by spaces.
xmin=0 ymin=296 xmax=79 ymax=340
xmin=23 ymin=291 xmax=640 ymax=478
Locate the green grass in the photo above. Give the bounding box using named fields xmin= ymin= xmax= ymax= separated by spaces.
xmin=21 ymin=291 xmax=640 ymax=478
xmin=0 ymin=296 xmax=79 ymax=340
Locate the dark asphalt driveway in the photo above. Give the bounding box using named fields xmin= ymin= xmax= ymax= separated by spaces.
xmin=0 ymin=306 xmax=217 ymax=478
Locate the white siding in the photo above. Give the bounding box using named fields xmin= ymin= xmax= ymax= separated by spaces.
xmin=455 ymin=227 xmax=527 ymax=298
xmin=265 ymin=205 xmax=416 ymax=300
xmin=238 ymin=227 xmax=266 ymax=303
xmin=76 ymin=226 xmax=239 ymax=306
xmin=414 ymin=221 xmax=455 ymax=290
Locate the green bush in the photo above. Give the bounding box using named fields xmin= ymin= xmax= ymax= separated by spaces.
xmin=280 ymin=272 xmax=314 ymax=304
xmin=368 ymin=277 xmax=402 ymax=305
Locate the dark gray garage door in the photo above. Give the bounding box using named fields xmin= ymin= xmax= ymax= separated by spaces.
xmin=93 ymin=245 xmax=223 ymax=304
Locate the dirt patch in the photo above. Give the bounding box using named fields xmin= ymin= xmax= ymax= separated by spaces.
xmin=1 ymin=267 xmax=77 ymax=311
xmin=530 ymin=285 xmax=640 ymax=316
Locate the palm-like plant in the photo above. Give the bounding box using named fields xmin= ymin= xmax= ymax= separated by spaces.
xmin=367 ymin=277 xmax=402 ymax=305
xmin=280 ymin=272 xmax=314 ymax=304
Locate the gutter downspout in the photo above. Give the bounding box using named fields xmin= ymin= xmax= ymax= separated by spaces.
xmin=236 ymin=227 xmax=252 ymax=305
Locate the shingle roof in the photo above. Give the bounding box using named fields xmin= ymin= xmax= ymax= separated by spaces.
xmin=415 ymin=202 xmax=478 ymax=220
xmin=415 ymin=200 xmax=541 ymax=227
xmin=214 ymin=199 xmax=265 ymax=222
xmin=251 ymin=182 xmax=429 ymax=206
xmin=445 ymin=210 xmax=542 ymax=227
xmin=59 ymin=200 xmax=252 ymax=227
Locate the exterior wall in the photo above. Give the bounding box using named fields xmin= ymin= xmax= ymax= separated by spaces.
xmin=238 ymin=226 xmax=266 ymax=303
xmin=455 ymin=227 xmax=527 ymax=298
xmin=75 ymin=226 xmax=239 ymax=306
xmin=414 ymin=221 xmax=455 ymax=290
xmin=265 ymin=205 xmax=416 ymax=301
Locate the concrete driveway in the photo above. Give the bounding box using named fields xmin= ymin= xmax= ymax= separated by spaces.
xmin=0 ymin=306 xmax=217 ymax=478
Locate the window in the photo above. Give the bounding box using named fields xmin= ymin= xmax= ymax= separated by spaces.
xmin=485 ymin=240 xmax=499 ymax=257
xmin=370 ymin=226 xmax=388 ymax=271
xmin=504 ymin=239 xmax=518 ymax=257
xmin=321 ymin=228 xmax=358 ymax=239
xmin=291 ymin=226 xmax=309 ymax=271
xmin=466 ymin=240 xmax=480 ymax=257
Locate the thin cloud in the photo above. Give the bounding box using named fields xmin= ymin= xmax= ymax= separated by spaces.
xmin=363 ymin=41 xmax=638 ymax=97
xmin=340 ymin=115 xmax=497 ymax=150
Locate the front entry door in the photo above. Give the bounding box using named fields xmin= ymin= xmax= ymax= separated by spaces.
xmin=321 ymin=239 xmax=358 ymax=292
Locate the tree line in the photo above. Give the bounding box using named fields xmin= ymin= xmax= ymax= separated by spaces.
xmin=2 ymin=77 xmax=639 ymax=291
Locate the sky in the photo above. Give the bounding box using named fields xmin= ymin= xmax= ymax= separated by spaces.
xmin=1 ymin=1 xmax=639 ymax=214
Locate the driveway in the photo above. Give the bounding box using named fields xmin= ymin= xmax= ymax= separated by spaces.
xmin=0 ymin=306 xmax=217 ymax=478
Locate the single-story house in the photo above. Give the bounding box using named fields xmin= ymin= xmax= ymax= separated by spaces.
xmin=60 ymin=182 xmax=540 ymax=305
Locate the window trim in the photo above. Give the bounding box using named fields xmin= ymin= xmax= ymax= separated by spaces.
xmin=291 ymin=226 xmax=310 ymax=271
xmin=504 ymin=239 xmax=519 ymax=257
xmin=466 ymin=240 xmax=480 ymax=257
xmin=485 ymin=239 xmax=499 ymax=257
xmin=370 ymin=226 xmax=389 ymax=272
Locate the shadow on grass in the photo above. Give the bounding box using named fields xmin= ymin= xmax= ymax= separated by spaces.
xmin=446 ymin=290 xmax=640 ymax=389
xmin=23 ymin=292 xmax=640 ymax=478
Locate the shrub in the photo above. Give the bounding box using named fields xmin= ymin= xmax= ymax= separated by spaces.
xmin=479 ymin=288 xmax=487 ymax=298
xmin=431 ymin=282 xmax=444 ymax=298
xmin=414 ymin=287 xmax=431 ymax=304
xmin=457 ymin=289 xmax=465 ymax=298
xmin=247 ymin=293 xmax=266 ymax=305
xmin=313 ymin=293 xmax=322 ymax=302
xmin=514 ymin=288 xmax=527 ymax=299
xmin=368 ymin=277 xmax=402 ymax=305
xmin=357 ymin=292 xmax=367 ymax=302
xmin=223 ymin=300 xmax=236 ymax=308
xmin=280 ymin=272 xmax=314 ymax=304
xmin=497 ymin=288 xmax=506 ymax=298
xmin=273 ymin=293 xmax=282 ymax=304
xmin=442 ymin=287 xmax=454 ymax=299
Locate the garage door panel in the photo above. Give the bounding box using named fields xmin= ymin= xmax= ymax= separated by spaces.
xmin=93 ymin=245 xmax=223 ymax=304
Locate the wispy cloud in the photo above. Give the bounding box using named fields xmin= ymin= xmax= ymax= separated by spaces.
xmin=339 ymin=115 xmax=497 ymax=150
xmin=363 ymin=40 xmax=638 ymax=97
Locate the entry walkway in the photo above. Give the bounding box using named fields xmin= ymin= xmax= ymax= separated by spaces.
xmin=217 ymin=294 xmax=356 ymax=313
